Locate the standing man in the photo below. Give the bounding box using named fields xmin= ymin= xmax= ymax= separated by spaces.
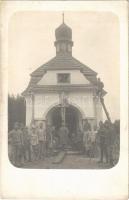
xmin=104 ymin=120 xmax=115 ymax=166
xmin=89 ymin=125 xmax=98 ymax=158
xmin=37 ymin=122 xmax=46 ymax=160
xmin=8 ymin=122 xmax=23 ymax=167
xmin=97 ymin=121 xmax=108 ymax=163
xmin=22 ymin=126 xmax=31 ymax=162
xmin=83 ymin=119 xmax=91 ymax=132
xmin=19 ymin=123 xmax=25 ymax=164
xmin=83 ymin=119 xmax=91 ymax=155
xmin=30 ymin=125 xmax=39 ymax=161
xmin=97 ymin=78 xmax=104 ymax=97
xmin=46 ymin=123 xmax=52 ymax=156
xmin=113 ymin=120 xmax=120 ymax=165
xmin=76 ymin=127 xmax=83 ymax=152
xmin=58 ymin=123 xmax=69 ymax=150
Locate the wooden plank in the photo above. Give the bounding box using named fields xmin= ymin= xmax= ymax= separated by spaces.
xmin=52 ymin=151 xmax=66 ymax=164
xmin=66 ymin=150 xmax=80 ymax=155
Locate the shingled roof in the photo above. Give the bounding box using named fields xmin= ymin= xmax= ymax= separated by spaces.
xmin=31 ymin=54 xmax=97 ymax=76
xmin=22 ymin=54 xmax=98 ymax=96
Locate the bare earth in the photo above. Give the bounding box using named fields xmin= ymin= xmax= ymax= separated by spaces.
xmin=23 ymin=154 xmax=111 ymax=169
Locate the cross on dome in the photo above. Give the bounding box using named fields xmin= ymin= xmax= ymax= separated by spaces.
xmin=62 ymin=12 xmax=64 ymax=23
xmin=54 ymin=13 xmax=73 ymax=55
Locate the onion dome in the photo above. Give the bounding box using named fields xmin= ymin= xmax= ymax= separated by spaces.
xmin=55 ymin=23 xmax=72 ymax=41
xmin=54 ymin=16 xmax=73 ymax=56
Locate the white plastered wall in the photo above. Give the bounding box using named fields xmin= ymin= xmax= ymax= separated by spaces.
xmin=25 ymin=90 xmax=103 ymax=126
xmin=37 ymin=70 xmax=90 ymax=85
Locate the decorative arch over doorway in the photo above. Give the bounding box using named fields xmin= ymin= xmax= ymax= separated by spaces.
xmin=44 ymin=103 xmax=85 ymax=134
xmin=43 ymin=102 xmax=85 ymax=119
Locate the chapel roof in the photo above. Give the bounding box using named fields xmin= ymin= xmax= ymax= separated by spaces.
xmin=31 ymin=54 xmax=97 ymax=76
xmin=22 ymin=19 xmax=100 ymax=96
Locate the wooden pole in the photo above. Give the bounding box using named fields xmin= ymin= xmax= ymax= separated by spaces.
xmin=59 ymin=92 xmax=68 ymax=126
xmin=60 ymin=92 xmax=66 ymax=126
xmin=61 ymin=106 xmax=65 ymax=125
xmin=100 ymin=97 xmax=111 ymax=123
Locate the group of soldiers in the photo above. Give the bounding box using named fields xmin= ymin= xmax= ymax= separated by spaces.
xmin=83 ymin=119 xmax=120 ymax=166
xmin=8 ymin=119 xmax=119 ymax=167
xmin=8 ymin=121 xmax=70 ymax=167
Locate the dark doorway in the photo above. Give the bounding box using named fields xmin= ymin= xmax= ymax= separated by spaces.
xmin=46 ymin=105 xmax=82 ymax=135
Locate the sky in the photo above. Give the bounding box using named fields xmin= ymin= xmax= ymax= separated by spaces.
xmin=8 ymin=11 xmax=120 ymax=121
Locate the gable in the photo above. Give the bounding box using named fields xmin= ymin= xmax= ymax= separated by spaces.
xmin=37 ymin=70 xmax=90 ymax=85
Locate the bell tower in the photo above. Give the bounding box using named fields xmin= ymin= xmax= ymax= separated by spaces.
xmin=54 ymin=13 xmax=73 ymax=56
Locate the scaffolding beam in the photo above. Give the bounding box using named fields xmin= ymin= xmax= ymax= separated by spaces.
xmin=100 ymin=96 xmax=111 ymax=123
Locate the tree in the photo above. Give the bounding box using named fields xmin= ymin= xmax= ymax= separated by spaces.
xmin=8 ymin=94 xmax=26 ymax=131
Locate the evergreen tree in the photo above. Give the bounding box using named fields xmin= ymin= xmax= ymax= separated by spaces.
xmin=8 ymin=94 xmax=26 ymax=131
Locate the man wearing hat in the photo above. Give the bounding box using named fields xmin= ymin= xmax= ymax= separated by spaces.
xmin=37 ymin=122 xmax=46 ymax=160
xmin=58 ymin=122 xmax=69 ymax=150
xmin=8 ymin=122 xmax=23 ymax=167
xmin=22 ymin=126 xmax=31 ymax=162
xmin=97 ymin=121 xmax=108 ymax=163
xmin=104 ymin=120 xmax=115 ymax=166
xmin=30 ymin=125 xmax=39 ymax=161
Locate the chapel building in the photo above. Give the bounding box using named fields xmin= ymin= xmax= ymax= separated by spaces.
xmin=22 ymin=19 xmax=105 ymax=133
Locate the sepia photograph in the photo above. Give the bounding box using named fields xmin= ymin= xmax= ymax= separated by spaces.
xmin=8 ymin=11 xmax=120 ymax=169
xmin=0 ymin=1 xmax=128 ymax=199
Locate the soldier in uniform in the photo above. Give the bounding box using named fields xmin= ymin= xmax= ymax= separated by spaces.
xmin=97 ymin=121 xmax=108 ymax=163
xmin=83 ymin=119 xmax=91 ymax=132
xmin=113 ymin=120 xmax=120 ymax=165
xmin=19 ymin=123 xmax=25 ymax=164
xmin=104 ymin=120 xmax=115 ymax=166
xmin=37 ymin=122 xmax=46 ymax=160
xmin=58 ymin=123 xmax=69 ymax=150
xmin=83 ymin=119 xmax=91 ymax=155
xmin=9 ymin=122 xmax=23 ymax=167
xmin=22 ymin=126 xmax=31 ymax=162
xmin=97 ymin=78 xmax=104 ymax=97
xmin=46 ymin=124 xmax=53 ymax=156
xmin=30 ymin=125 xmax=39 ymax=161
xmin=76 ymin=127 xmax=84 ymax=152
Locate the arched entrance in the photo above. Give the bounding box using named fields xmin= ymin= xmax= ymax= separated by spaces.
xmin=46 ymin=104 xmax=83 ymax=135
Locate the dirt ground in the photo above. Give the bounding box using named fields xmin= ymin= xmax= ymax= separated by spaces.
xmin=22 ymin=154 xmax=112 ymax=169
